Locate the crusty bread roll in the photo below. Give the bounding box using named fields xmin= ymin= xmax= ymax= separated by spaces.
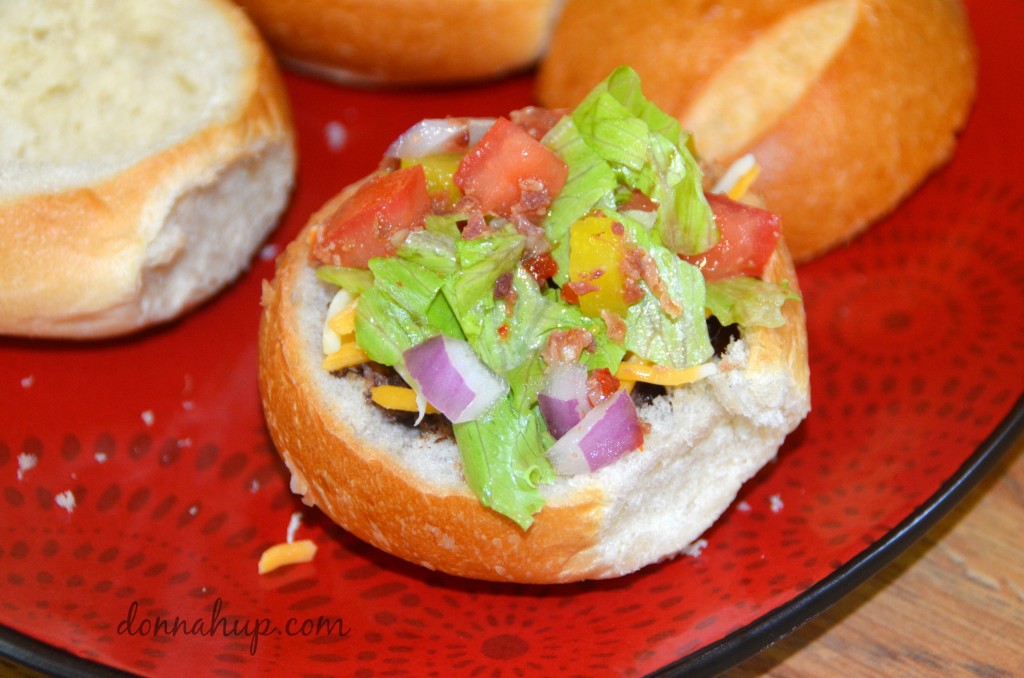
xmin=535 ymin=0 xmax=977 ymax=262
xmin=231 ymin=0 xmax=564 ymax=86
xmin=258 ymin=177 xmax=810 ymax=583
xmin=0 ymin=0 xmax=296 ymax=338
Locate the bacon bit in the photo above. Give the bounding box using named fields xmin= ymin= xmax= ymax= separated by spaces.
xmin=620 ymin=245 xmax=646 ymax=305
xmin=560 ymin=285 xmax=579 ymax=305
xmin=565 ymin=280 xmax=600 ymax=298
xmin=586 ymin=368 xmax=621 ymax=407
xmin=523 ymin=252 xmax=558 ymax=284
xmin=601 ymin=309 xmax=627 ymax=344
xmin=493 ymin=272 xmax=514 ymax=300
xmin=620 ymin=189 xmax=658 ymax=212
xmin=621 ymin=243 xmax=682 ymax=317
xmin=431 ymin=194 xmax=456 ymax=214
xmin=509 ymin=213 xmax=553 ymax=256
xmin=460 ymin=212 xmax=493 ymax=239
xmin=640 ymin=253 xmax=682 ymax=318
xmin=510 ymin=106 xmax=568 ymax=140
xmin=541 ymin=328 xmax=594 ymax=365
xmin=611 ymin=221 xmax=625 ymax=236
xmin=497 ymin=324 xmax=510 ymax=340
xmin=512 ymin=178 xmax=555 ymax=222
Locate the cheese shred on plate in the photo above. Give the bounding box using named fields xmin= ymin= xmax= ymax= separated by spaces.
xmin=257 ymin=539 xmax=318 ymax=574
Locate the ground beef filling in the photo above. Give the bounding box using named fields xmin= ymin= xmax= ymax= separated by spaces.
xmin=339 ymin=317 xmax=740 ymax=442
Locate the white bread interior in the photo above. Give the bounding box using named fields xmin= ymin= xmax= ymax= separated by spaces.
xmin=259 ymin=183 xmax=810 ymax=583
xmin=0 ymin=0 xmax=296 ymax=338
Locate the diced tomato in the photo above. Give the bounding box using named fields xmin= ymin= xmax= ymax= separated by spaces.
xmin=681 ymin=193 xmax=782 ymax=281
xmin=522 ymin=252 xmax=559 ymax=284
xmin=588 ymin=368 xmax=621 ymax=402
xmin=311 ymin=165 xmax=431 ymax=269
xmin=453 ymin=117 xmax=568 ymax=218
xmin=559 ymin=285 xmax=579 ymax=305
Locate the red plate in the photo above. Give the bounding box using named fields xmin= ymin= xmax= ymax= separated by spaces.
xmin=1 ymin=2 xmax=1022 ymax=675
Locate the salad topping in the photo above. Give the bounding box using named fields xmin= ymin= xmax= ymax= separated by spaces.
xmin=312 ymin=67 xmax=796 ymax=529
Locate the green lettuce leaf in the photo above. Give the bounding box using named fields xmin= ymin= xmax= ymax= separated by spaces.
xmin=316 ymin=265 xmax=375 ymax=295
xmin=441 ymin=229 xmax=524 ymax=341
xmin=706 ymin=277 xmax=800 ymax=329
xmin=541 ymin=116 xmax=619 ymax=285
xmin=453 ymin=397 xmax=555 ymax=530
xmin=624 ymin=245 xmax=713 ymax=369
xmin=354 ymin=255 xmax=460 ymax=366
xmin=396 ymin=230 xmax=457 ymax=275
xmin=568 ymin=66 xmax=717 ymax=256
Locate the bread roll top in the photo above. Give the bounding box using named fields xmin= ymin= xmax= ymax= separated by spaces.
xmin=0 ymin=0 xmax=296 ymax=338
xmin=536 ymin=0 xmax=977 ymax=261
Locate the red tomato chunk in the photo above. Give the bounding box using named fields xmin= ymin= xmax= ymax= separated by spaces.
xmin=312 ymin=165 xmax=431 ymax=269
xmin=682 ymin=193 xmax=782 ymax=281
xmin=454 ymin=117 xmax=568 ymax=218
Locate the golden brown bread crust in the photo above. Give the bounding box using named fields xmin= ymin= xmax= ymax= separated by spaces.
xmin=233 ymin=0 xmax=563 ymax=86
xmin=0 ymin=0 xmax=295 ymax=338
xmin=258 ymin=174 xmax=810 ymax=583
xmin=535 ymin=0 xmax=977 ymax=261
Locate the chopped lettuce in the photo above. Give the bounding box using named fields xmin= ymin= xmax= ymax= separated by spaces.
xmin=336 ymin=66 xmax=790 ymax=529
xmin=396 ymin=230 xmax=457 ymax=275
xmin=624 ymin=246 xmax=713 ymax=369
xmin=316 ymin=265 xmax=375 ymax=295
xmin=542 ymin=116 xmax=618 ymax=284
xmin=454 ymin=396 xmax=555 ymax=530
xmin=423 ymin=212 xmax=464 ymax=240
xmin=354 ymin=252 xmax=460 ymax=367
xmin=706 ymin=277 xmax=800 ymax=329
xmin=441 ymin=229 xmax=524 ymax=342
xmin=474 ymin=268 xmax=625 ymax=378
xmin=567 ymin=66 xmax=717 ymax=256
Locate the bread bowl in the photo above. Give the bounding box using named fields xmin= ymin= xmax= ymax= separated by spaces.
xmin=259 ymin=68 xmax=810 ymax=583
xmin=231 ymin=0 xmax=565 ymax=86
xmin=0 ymin=0 xmax=296 ymax=338
xmin=535 ymin=0 xmax=978 ymax=261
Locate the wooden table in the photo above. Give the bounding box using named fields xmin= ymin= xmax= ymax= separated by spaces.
xmin=726 ymin=435 xmax=1024 ymax=677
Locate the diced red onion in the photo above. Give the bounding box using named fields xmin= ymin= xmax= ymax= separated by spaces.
xmin=545 ymin=390 xmax=644 ymax=475
xmin=403 ymin=335 xmax=507 ymax=423
xmin=385 ymin=118 xmax=496 ymax=159
xmin=466 ymin=119 xmax=495 ymax=147
xmin=537 ymin=362 xmax=589 ymax=439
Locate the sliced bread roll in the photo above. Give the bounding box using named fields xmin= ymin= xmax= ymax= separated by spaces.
xmin=231 ymin=0 xmax=565 ymax=86
xmin=258 ymin=178 xmax=810 ymax=583
xmin=536 ymin=0 xmax=978 ymax=261
xmin=0 ymin=0 xmax=296 ymax=338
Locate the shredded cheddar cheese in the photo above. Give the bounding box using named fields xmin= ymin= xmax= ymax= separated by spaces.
xmin=710 ymin=153 xmax=761 ymax=201
xmin=726 ymin=163 xmax=761 ymax=201
xmin=327 ymin=301 xmax=357 ymax=336
xmin=615 ymin=360 xmax=718 ymax=386
xmin=371 ymin=385 xmax=437 ymax=414
xmin=257 ymin=539 xmax=318 ymax=574
xmin=322 ymin=342 xmax=369 ymax=371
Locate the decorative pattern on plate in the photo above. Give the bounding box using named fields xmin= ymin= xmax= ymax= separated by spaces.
xmin=1 ymin=3 xmax=1022 ymax=673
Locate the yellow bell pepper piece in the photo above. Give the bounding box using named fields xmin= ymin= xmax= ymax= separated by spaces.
xmin=402 ymin=154 xmax=462 ymax=208
xmin=568 ymin=216 xmax=630 ymax=318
